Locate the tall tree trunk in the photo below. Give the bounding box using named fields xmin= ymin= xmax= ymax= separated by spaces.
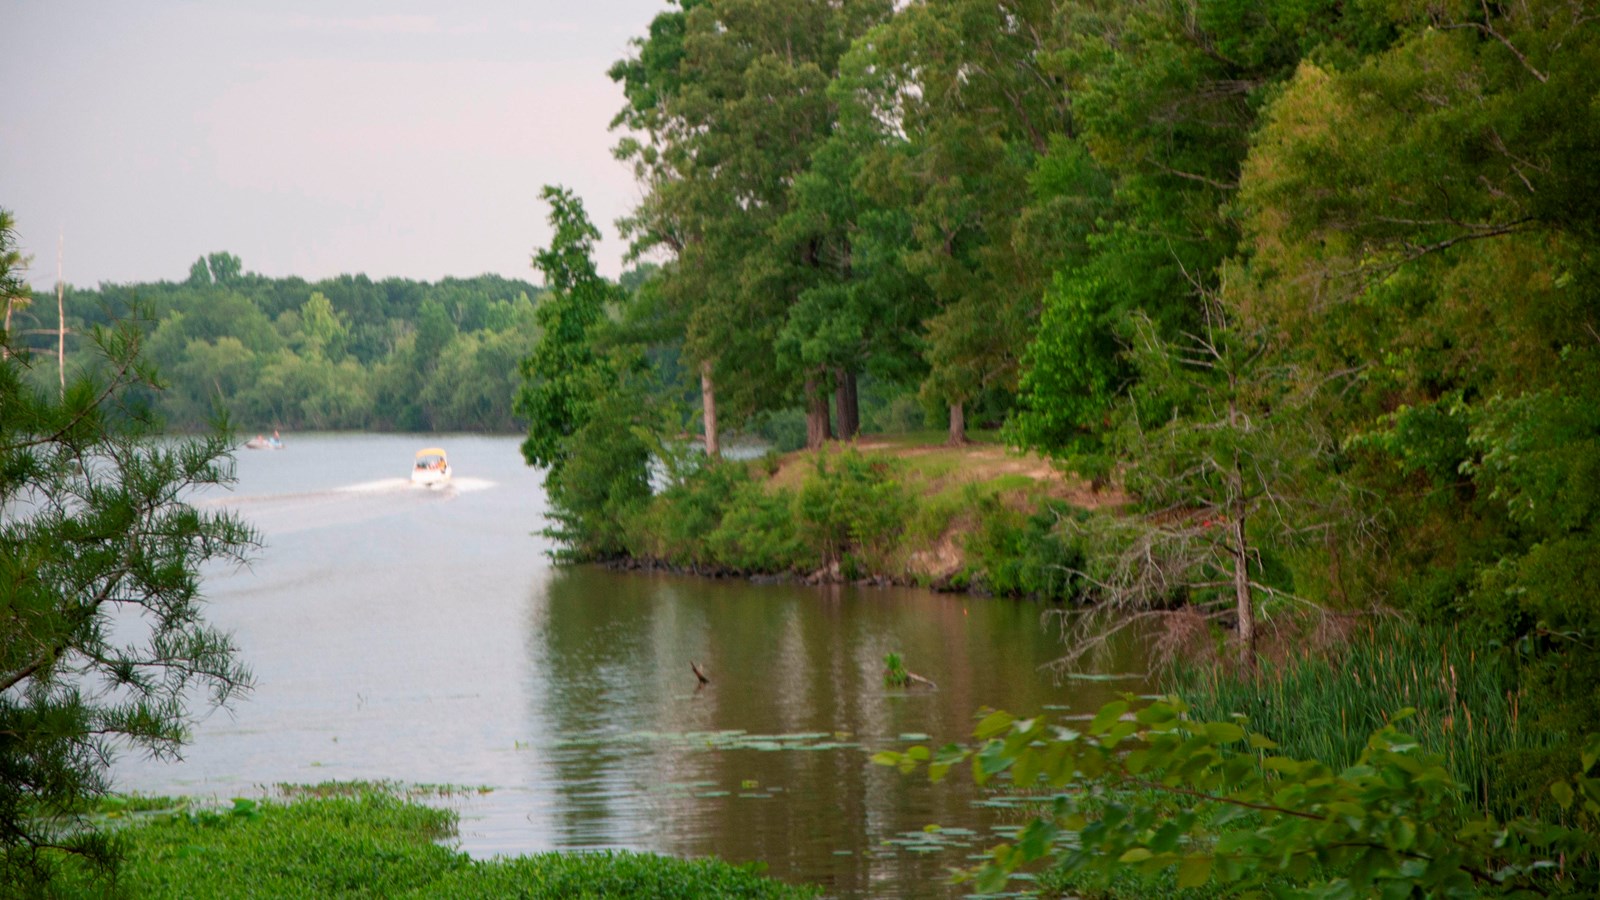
xmin=1228 ymin=394 xmax=1256 ymax=671
xmin=700 ymin=359 xmax=720 ymax=459
xmin=946 ymin=401 xmax=966 ymax=446
xmin=1230 ymin=505 xmax=1255 ymax=672
xmin=833 ymin=367 xmax=859 ymax=441
xmin=804 ymin=374 xmax=832 ymax=449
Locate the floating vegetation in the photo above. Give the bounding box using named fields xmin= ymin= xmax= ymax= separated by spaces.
xmin=884 ymin=652 xmax=910 ymax=687
xmin=881 ymin=825 xmax=977 ymax=854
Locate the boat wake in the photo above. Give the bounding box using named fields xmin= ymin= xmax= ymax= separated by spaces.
xmin=194 ymin=476 xmax=498 ymax=535
xmin=337 ymin=477 xmax=496 ymax=494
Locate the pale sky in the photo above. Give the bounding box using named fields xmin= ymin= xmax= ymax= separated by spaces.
xmin=0 ymin=0 xmax=669 ymax=289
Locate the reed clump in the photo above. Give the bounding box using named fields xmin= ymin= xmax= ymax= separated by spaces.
xmin=1163 ymin=620 xmax=1563 ymax=818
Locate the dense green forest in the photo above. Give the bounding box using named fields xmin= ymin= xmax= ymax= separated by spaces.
xmin=537 ymin=0 xmax=1600 ymax=729
xmin=509 ymin=1 xmax=1600 ymax=890
xmin=4 ymin=251 xmax=546 ymax=432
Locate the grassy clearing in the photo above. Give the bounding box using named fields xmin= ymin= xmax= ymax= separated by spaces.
xmin=50 ymin=785 xmax=816 ymax=899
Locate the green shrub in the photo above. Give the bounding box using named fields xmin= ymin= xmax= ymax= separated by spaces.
xmin=963 ymin=496 xmax=1089 ymax=601
xmin=628 ymin=461 xmax=754 ymax=568
xmin=705 ymin=482 xmax=805 ymax=573
xmin=795 ymin=450 xmax=912 ymax=577
xmin=542 ymin=384 xmax=653 ymax=561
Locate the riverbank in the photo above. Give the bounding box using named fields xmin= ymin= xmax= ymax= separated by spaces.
xmin=622 ymin=433 xmax=1120 ymax=599
xmin=50 ymin=785 xmax=815 ymax=898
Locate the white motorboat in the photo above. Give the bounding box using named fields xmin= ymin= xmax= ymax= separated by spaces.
xmin=411 ymin=447 xmax=451 ymax=486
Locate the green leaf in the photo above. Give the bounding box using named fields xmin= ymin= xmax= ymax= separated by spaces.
xmin=1203 ymin=722 xmax=1245 ymax=744
xmin=1551 ymin=780 xmax=1574 ymax=810
xmin=974 ymin=864 xmax=1009 ymax=895
xmin=1089 ymin=700 xmax=1129 ymax=736
xmin=975 ymin=741 xmax=1014 ymax=781
xmin=1177 ymin=855 xmax=1211 ymax=888
xmin=1118 ymin=848 xmax=1153 ymax=863
xmin=1248 ymin=732 xmax=1279 ymax=750
xmin=1136 ymin=703 xmax=1177 ymax=725
xmin=975 ymin=710 xmax=1016 ymax=740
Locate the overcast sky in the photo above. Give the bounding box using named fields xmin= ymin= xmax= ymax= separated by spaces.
xmin=1 ymin=0 xmax=669 ymax=289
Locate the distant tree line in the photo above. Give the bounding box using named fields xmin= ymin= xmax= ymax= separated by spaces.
xmin=6 ymin=252 xmax=545 ymax=432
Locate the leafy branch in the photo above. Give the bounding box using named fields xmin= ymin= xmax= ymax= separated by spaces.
xmin=874 ymin=697 xmax=1600 ymax=897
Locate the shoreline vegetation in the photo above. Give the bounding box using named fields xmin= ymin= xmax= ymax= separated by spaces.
xmin=58 ymin=784 xmax=815 ymax=899
xmin=613 ymin=432 xmax=1117 ymax=599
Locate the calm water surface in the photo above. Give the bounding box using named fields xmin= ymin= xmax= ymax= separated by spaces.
xmin=116 ymin=433 xmax=1147 ymax=899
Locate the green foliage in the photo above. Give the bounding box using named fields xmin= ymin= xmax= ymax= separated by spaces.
xmin=611 ymin=0 xmax=893 ymax=433
xmin=0 ymin=208 xmax=30 ymax=330
xmin=702 ymin=481 xmax=805 ymax=574
xmin=9 ymin=262 xmax=543 ymax=433
xmin=540 ymin=369 xmax=654 ymax=562
xmin=875 ymin=697 xmax=1600 ymax=897
xmin=0 ymin=313 xmax=256 ymax=894
xmin=883 ymin=652 xmax=909 ymax=688
xmin=626 ymin=459 xmax=754 ymax=569
xmin=748 ymin=408 xmax=809 ymax=454
xmin=427 ymin=851 xmax=817 ymax=900
xmin=1008 ymin=270 xmax=1126 ymax=465
xmin=795 ymin=450 xmax=912 ymax=578
xmin=516 ymin=187 xmax=658 ymax=562
xmin=77 ymin=785 xmax=815 ymax=898
xmin=1165 ymin=621 xmax=1567 ymax=819
xmin=517 ymin=186 xmax=618 ymax=471
xmin=600 ymin=5 xmax=1600 ymax=782
xmin=962 ymin=497 xmax=1089 ymax=601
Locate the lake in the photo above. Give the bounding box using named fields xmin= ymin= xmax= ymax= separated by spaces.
xmin=115 ymin=433 xmax=1147 ymax=899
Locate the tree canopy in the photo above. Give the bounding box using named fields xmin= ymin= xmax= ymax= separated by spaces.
xmin=1 ymin=233 xmax=256 ymax=889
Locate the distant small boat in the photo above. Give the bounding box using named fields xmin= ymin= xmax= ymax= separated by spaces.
xmin=411 ymin=447 xmax=451 ymax=486
xmin=245 ymin=434 xmax=284 ymax=450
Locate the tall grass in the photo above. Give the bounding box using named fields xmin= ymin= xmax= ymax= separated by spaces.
xmin=1163 ymin=620 xmax=1564 ymax=818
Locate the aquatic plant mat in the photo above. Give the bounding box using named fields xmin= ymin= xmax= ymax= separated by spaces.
xmin=50 ymin=783 xmax=817 ymax=898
